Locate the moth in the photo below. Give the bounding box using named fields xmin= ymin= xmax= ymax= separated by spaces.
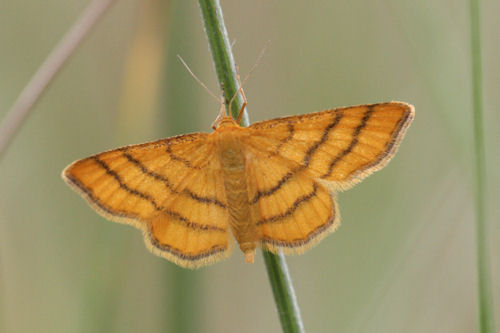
xmin=63 ymin=101 xmax=414 ymax=268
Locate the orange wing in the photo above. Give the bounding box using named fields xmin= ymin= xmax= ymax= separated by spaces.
xmin=63 ymin=133 xmax=231 ymax=268
xmin=248 ymin=102 xmax=414 ymax=190
xmin=241 ymin=102 xmax=413 ymax=252
xmin=243 ymin=147 xmax=340 ymax=253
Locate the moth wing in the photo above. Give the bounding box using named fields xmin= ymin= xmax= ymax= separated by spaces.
xmin=242 ymin=137 xmax=339 ymax=254
xmin=248 ymin=102 xmax=414 ymax=191
xmin=241 ymin=102 xmax=413 ymax=252
xmin=63 ymin=133 xmax=231 ymax=268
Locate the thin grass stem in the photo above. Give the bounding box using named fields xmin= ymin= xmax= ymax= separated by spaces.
xmin=197 ymin=1 xmax=305 ymax=332
xmin=469 ymin=0 xmax=494 ymax=331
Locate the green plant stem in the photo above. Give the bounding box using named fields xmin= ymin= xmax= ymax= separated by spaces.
xmin=469 ymin=0 xmax=494 ymax=332
xmin=197 ymin=0 xmax=248 ymax=124
xmin=263 ymin=252 xmax=306 ymax=333
xmin=197 ymin=1 xmax=305 ymax=332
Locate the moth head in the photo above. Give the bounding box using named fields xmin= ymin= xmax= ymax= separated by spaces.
xmin=213 ymin=115 xmax=239 ymax=130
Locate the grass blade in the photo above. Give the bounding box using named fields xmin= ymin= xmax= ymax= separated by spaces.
xmin=469 ymin=0 xmax=495 ymax=331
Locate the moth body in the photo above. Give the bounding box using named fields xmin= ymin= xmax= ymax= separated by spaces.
xmin=216 ymin=117 xmax=258 ymax=262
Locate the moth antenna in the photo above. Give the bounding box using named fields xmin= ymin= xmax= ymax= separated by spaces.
xmin=242 ymin=40 xmax=271 ymax=87
xmin=177 ymin=55 xmax=220 ymax=103
xmin=229 ymin=41 xmax=271 ymax=123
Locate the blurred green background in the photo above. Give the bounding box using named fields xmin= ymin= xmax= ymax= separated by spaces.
xmin=1 ymin=0 xmax=499 ymax=332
